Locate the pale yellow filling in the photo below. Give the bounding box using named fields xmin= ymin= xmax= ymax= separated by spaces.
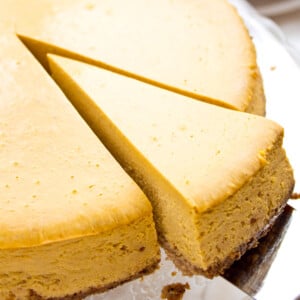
xmin=0 ymin=214 xmax=159 ymax=299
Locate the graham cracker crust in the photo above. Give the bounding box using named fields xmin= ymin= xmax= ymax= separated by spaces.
xmin=28 ymin=256 xmax=160 ymax=300
xmin=161 ymin=282 xmax=190 ymax=300
xmin=160 ymin=201 xmax=290 ymax=279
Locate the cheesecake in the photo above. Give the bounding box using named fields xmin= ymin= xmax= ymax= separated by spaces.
xmin=0 ymin=0 xmax=295 ymax=297
xmin=16 ymin=0 xmax=265 ymax=114
xmin=47 ymin=54 xmax=294 ymax=277
xmin=0 ymin=34 xmax=159 ymax=299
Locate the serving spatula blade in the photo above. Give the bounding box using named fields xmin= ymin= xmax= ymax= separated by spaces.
xmin=224 ymin=205 xmax=300 ymax=300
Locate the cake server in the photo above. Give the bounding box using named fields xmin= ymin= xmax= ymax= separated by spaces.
xmin=224 ymin=204 xmax=300 ymax=300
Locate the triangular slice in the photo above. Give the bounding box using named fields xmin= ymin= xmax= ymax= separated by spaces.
xmin=0 ymin=34 xmax=159 ymax=299
xmin=48 ymin=54 xmax=294 ymax=278
xmin=16 ymin=0 xmax=264 ymax=114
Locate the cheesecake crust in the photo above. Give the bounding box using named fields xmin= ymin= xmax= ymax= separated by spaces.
xmin=27 ymin=257 xmax=160 ymax=300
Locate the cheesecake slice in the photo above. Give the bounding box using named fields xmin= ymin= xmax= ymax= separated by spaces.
xmin=0 ymin=34 xmax=159 ymax=299
xmin=15 ymin=0 xmax=264 ymax=114
xmin=48 ymin=54 xmax=294 ymax=278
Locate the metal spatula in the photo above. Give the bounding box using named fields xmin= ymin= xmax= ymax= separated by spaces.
xmin=224 ymin=204 xmax=300 ymax=300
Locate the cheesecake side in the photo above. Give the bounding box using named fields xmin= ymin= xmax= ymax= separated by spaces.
xmin=160 ymin=135 xmax=293 ymax=277
xmin=0 ymin=215 xmax=159 ymax=300
xmin=246 ymin=69 xmax=266 ymax=116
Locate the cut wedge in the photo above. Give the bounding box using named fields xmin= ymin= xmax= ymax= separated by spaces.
xmin=48 ymin=54 xmax=294 ymax=277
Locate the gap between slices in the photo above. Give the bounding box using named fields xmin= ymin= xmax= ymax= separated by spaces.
xmin=14 ymin=0 xmax=265 ymax=115
xmin=17 ymin=34 xmax=236 ymax=112
xmin=45 ymin=53 xmax=294 ymax=278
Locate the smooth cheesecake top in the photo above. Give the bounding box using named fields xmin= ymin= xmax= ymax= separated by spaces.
xmin=0 ymin=34 xmax=152 ymax=249
xmin=48 ymin=55 xmax=283 ymax=213
xmin=15 ymin=0 xmax=259 ymax=112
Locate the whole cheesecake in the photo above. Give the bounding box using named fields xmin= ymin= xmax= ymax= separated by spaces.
xmin=16 ymin=0 xmax=265 ymax=114
xmin=0 ymin=0 xmax=295 ymax=298
xmin=47 ymin=54 xmax=294 ymax=278
xmin=0 ymin=34 xmax=159 ymax=299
